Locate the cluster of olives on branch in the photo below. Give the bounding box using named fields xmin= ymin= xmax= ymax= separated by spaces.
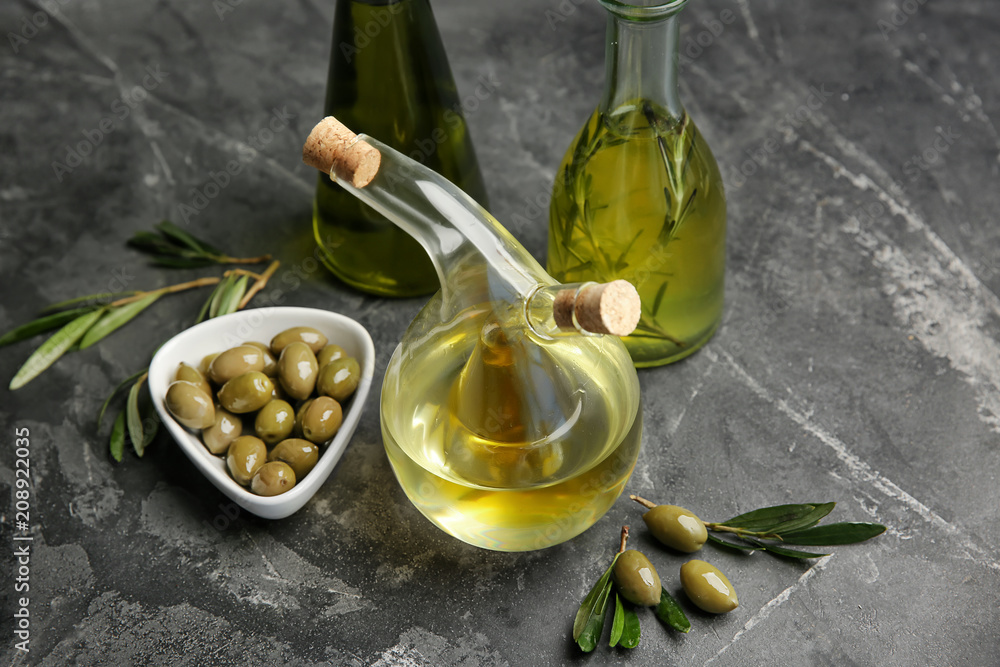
xmin=617 ymin=497 xmax=738 ymax=615
xmin=164 ymin=326 xmax=360 ymax=496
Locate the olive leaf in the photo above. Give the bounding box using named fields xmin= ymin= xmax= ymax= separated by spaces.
xmin=97 ymin=368 xmax=149 ymax=427
xmin=42 ymin=292 xmax=134 ymax=313
xmin=9 ymin=309 xmax=106 ymax=390
xmin=743 ymin=538 xmax=829 ymax=559
xmin=215 ymin=275 xmax=248 ymax=318
xmin=573 ymin=554 xmax=621 ymax=653
xmin=129 ymin=220 xmax=269 ymax=267
xmin=618 ymin=604 xmax=640 ymax=649
xmin=126 ymin=377 xmax=145 ymax=457
xmin=765 ymin=502 xmax=836 ymax=535
xmin=79 ymin=293 xmax=161 ymax=349
xmin=719 ymin=503 xmax=831 ymax=533
xmin=706 ymin=534 xmax=760 ymax=552
xmin=654 ymin=587 xmax=690 ymax=633
xmin=778 ymin=522 xmax=887 ymax=546
xmin=109 ymin=411 xmax=126 ymax=463
xmin=609 ymin=593 xmax=625 ymax=647
xmin=0 ymin=306 xmax=100 ymax=347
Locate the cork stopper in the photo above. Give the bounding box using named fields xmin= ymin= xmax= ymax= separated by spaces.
xmin=302 ymin=116 xmax=381 ymax=188
xmin=553 ymin=280 xmax=641 ymax=336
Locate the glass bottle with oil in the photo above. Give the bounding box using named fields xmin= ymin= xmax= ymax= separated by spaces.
xmin=314 ymin=0 xmax=489 ymax=297
xmin=303 ymin=118 xmax=643 ymax=551
xmin=547 ymin=0 xmax=727 ymax=367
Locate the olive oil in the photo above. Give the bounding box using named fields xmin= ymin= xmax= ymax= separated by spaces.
xmin=313 ymin=0 xmax=488 ymax=297
xmin=548 ymin=103 xmax=726 ymax=366
xmin=382 ymin=311 xmax=642 ymax=552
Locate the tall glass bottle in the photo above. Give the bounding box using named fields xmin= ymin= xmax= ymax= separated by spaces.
xmin=547 ymin=0 xmax=726 ymax=367
xmin=313 ymin=0 xmax=489 ymax=297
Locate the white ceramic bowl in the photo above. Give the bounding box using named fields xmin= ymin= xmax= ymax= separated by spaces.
xmin=148 ymin=306 xmax=375 ymax=519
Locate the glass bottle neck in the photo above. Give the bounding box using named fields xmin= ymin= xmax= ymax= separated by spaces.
xmin=598 ymin=1 xmax=685 ymax=119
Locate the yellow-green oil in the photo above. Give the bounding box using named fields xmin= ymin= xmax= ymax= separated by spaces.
xmin=314 ymin=0 xmax=488 ymax=297
xmin=381 ymin=313 xmax=641 ymax=551
xmin=548 ymin=103 xmax=726 ymax=366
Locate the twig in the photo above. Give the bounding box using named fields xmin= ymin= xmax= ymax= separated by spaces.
xmin=238 ymin=260 xmax=280 ymax=310
xmin=109 ymin=277 xmax=222 ymax=307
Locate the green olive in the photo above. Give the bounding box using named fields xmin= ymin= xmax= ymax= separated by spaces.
xmin=317 ymin=356 xmax=360 ymax=402
xmin=208 ymin=345 xmax=265 ymax=385
xmin=270 ymin=381 xmax=289 ymax=402
xmin=612 ymin=550 xmax=662 ymax=607
xmin=680 ymin=560 xmax=738 ymax=614
xmin=270 ymin=326 xmax=327 ymax=355
xmin=199 ymin=353 xmax=219 ymax=375
xmin=201 ymin=407 xmax=243 ymax=455
xmin=251 ymin=461 xmax=296 ymax=496
xmin=175 ymin=362 xmax=212 ymax=397
xmin=165 ymin=381 xmax=216 ymax=430
xmin=218 ymin=371 xmax=274 ymax=414
xmin=245 ymin=341 xmax=278 ymax=376
xmin=317 ymin=344 xmax=346 ymax=369
xmin=268 ymin=438 xmax=319 ymax=479
xmin=293 ymin=398 xmax=313 ymax=437
xmin=277 ymin=342 xmax=318 ymax=401
xmin=226 ymin=435 xmax=267 ymax=486
xmin=300 ymin=396 xmax=343 ymax=444
xmin=254 ymin=399 xmax=295 ymax=445
xmin=642 ymin=505 xmax=708 ymax=553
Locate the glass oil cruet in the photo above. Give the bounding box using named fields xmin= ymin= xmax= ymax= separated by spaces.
xmin=547 ymin=0 xmax=727 ymax=367
xmin=313 ymin=0 xmax=489 ymax=298
xmin=303 ymin=117 xmax=643 ymax=551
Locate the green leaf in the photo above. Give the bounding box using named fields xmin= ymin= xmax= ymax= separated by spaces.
xmin=126 ymin=377 xmax=145 ymax=457
xmin=706 ymin=534 xmax=761 ymax=552
xmin=0 ymin=306 xmax=99 ymax=347
xmin=768 ymin=502 xmax=836 ymax=535
xmin=651 ymin=281 xmax=669 ymax=317
xmin=128 ymin=232 xmax=184 ymax=256
xmin=779 ymin=522 xmax=887 ymax=546
xmin=97 ymin=368 xmax=148 ymax=427
xmin=207 ymin=274 xmax=236 ymax=320
xmin=156 ymin=220 xmax=223 ymax=255
xmin=720 ymin=503 xmax=829 ymax=533
xmin=42 ymin=292 xmax=133 ymax=313
xmin=109 ymin=410 xmax=126 ymax=463
xmin=619 ymin=605 xmax=640 ymax=649
xmin=573 ymin=554 xmax=620 ymax=652
xmin=655 ymin=587 xmax=690 ymax=633
xmin=614 ymin=230 xmax=644 ymax=272
xmin=9 ymin=309 xmax=105 ymax=390
xmin=195 ymin=282 xmax=221 ymax=324
xmin=79 ymin=293 xmax=161 ymax=349
xmin=609 ymin=593 xmax=624 ymax=647
xmin=140 ymin=401 xmax=159 ymax=449
xmin=215 ymin=275 xmax=247 ymax=318
xmin=745 ymin=539 xmax=829 ymax=559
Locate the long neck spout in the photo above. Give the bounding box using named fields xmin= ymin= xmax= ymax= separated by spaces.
xmin=333 ymin=133 xmax=546 ymax=310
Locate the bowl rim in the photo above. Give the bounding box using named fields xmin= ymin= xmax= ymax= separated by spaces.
xmin=148 ymin=306 xmax=375 ymax=519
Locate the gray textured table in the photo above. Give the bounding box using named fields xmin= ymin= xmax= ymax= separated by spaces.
xmin=2 ymin=1 xmax=999 ymax=665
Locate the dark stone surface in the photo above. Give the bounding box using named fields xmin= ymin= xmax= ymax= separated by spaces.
xmin=2 ymin=0 xmax=999 ymax=664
